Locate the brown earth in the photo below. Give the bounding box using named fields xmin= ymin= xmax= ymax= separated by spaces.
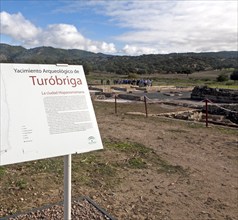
xmin=0 ymin=101 xmax=238 ymax=220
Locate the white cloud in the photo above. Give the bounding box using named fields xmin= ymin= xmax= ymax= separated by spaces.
xmin=0 ymin=11 xmax=41 ymax=45
xmin=0 ymin=11 xmax=117 ymax=54
xmin=73 ymin=0 xmax=237 ymax=54
xmin=122 ymin=44 xmax=160 ymax=56
xmin=40 ymin=24 xmax=86 ymax=49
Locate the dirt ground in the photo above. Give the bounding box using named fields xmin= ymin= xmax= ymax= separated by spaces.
xmin=92 ymin=101 xmax=238 ymax=220
xmin=0 ymin=100 xmax=238 ymax=220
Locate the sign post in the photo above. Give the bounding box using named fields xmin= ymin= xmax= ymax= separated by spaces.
xmin=64 ymin=154 xmax=71 ymax=220
xmin=0 ymin=63 xmax=103 ymax=219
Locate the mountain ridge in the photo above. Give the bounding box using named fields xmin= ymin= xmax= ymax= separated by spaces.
xmin=0 ymin=43 xmax=237 ymax=74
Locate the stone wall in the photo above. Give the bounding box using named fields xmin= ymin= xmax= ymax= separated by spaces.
xmin=203 ymin=104 xmax=238 ymax=124
xmin=191 ymin=86 xmax=238 ymax=103
xmin=118 ymin=94 xmax=142 ymax=101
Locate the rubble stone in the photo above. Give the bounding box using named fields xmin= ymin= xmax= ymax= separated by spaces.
xmin=191 ymin=86 xmax=238 ymax=103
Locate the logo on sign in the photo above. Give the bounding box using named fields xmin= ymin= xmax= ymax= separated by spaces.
xmin=88 ymin=136 xmax=96 ymax=144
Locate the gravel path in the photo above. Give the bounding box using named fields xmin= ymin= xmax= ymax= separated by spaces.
xmin=2 ymin=198 xmax=114 ymax=220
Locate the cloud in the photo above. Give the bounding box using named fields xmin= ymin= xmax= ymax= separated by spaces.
xmin=1 ymin=0 xmax=237 ymax=56
xmin=122 ymin=44 xmax=160 ymax=56
xmin=39 ymin=24 xmax=116 ymax=53
xmin=0 ymin=11 xmax=116 ymax=54
xmin=69 ymin=0 xmax=237 ymax=54
xmin=0 ymin=11 xmax=41 ymax=45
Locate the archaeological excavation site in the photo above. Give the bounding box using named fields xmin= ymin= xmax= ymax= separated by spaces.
xmin=90 ymin=84 xmax=238 ymax=128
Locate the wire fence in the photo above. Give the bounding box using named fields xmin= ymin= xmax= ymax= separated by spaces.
xmin=94 ymin=94 xmax=238 ymax=128
xmin=114 ymin=95 xmax=189 ymax=116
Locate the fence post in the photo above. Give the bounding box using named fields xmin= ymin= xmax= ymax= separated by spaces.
xmin=205 ymin=99 xmax=208 ymax=127
xmin=144 ymin=96 xmax=148 ymax=118
xmin=115 ymin=94 xmax=117 ymax=114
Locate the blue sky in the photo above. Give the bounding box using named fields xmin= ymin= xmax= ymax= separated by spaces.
xmin=0 ymin=0 xmax=237 ymax=55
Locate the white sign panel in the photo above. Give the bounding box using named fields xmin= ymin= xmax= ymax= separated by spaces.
xmin=0 ymin=63 xmax=103 ymax=165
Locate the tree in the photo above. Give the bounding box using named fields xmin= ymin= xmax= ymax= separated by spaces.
xmin=216 ymin=73 xmax=229 ymax=82
xmin=230 ymin=69 xmax=238 ymax=81
xmin=82 ymin=62 xmax=92 ymax=75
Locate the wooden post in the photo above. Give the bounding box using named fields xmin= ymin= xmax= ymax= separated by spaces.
xmin=205 ymin=99 xmax=208 ymax=127
xmin=144 ymin=96 xmax=148 ymax=118
xmin=115 ymin=95 xmax=117 ymax=114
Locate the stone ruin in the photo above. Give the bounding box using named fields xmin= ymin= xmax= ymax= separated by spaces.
xmin=90 ymin=85 xmax=238 ymax=126
xmin=204 ymin=104 xmax=238 ymax=125
xmin=190 ymin=86 xmax=238 ymax=125
xmin=191 ymin=86 xmax=238 ymax=103
xmin=154 ymin=86 xmax=238 ymax=126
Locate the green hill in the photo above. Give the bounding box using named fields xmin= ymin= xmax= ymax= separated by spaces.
xmin=0 ymin=43 xmax=237 ymax=74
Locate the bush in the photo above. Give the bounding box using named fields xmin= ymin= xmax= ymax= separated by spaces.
xmin=230 ymin=69 xmax=238 ymax=80
xmin=127 ymin=73 xmax=138 ymax=79
xmin=217 ymin=73 xmax=228 ymax=82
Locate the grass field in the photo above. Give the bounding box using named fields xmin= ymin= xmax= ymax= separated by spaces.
xmin=86 ymin=70 xmax=238 ymax=89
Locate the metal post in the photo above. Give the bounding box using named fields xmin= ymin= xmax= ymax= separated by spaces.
xmin=144 ymin=96 xmax=148 ymax=118
xmin=115 ymin=95 xmax=117 ymax=114
xmin=205 ymin=99 xmax=208 ymax=127
xmin=64 ymin=154 xmax=71 ymax=220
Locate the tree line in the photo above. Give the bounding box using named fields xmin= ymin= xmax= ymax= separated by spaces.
xmin=0 ymin=44 xmax=237 ymax=76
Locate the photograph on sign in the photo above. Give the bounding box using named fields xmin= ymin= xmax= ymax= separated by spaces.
xmin=0 ymin=63 xmax=103 ymax=165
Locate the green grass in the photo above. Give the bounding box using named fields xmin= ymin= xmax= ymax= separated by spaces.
xmin=87 ymin=70 xmax=238 ymax=89
xmin=105 ymin=140 xmax=188 ymax=174
xmin=15 ymin=178 xmax=28 ymax=190
xmin=0 ymin=166 xmax=5 ymax=177
xmin=0 ymin=139 xmax=189 ymax=217
xmin=215 ymin=127 xmax=238 ymax=135
xmin=156 ymin=159 xmax=187 ymax=175
xmin=106 ymin=141 xmax=150 ymax=155
xmin=0 ymin=140 xmax=188 ymax=208
xmin=28 ymin=158 xmax=63 ymax=175
xmin=187 ymin=122 xmax=205 ymax=129
xmin=71 ymin=152 xmax=120 ymax=188
xmin=167 ymin=129 xmax=189 ymax=133
xmin=153 ymin=78 xmax=238 ymax=89
xmin=128 ymin=157 xmax=147 ymax=169
xmin=208 ymin=83 xmax=238 ymax=90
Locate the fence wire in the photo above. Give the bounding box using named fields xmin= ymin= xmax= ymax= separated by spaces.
xmin=204 ymin=99 xmax=238 ymax=114
xmin=93 ymin=93 xmax=237 ymax=126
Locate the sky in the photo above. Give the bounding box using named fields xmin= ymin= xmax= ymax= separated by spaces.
xmin=0 ymin=0 xmax=237 ymax=56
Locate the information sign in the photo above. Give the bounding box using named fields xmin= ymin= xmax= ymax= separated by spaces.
xmin=0 ymin=63 xmax=103 ymax=165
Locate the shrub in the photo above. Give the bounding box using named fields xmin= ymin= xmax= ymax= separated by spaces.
xmin=217 ymin=73 xmax=228 ymax=82
xmin=230 ymin=69 xmax=238 ymax=80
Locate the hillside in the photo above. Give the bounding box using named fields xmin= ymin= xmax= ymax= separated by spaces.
xmin=0 ymin=43 xmax=237 ymax=74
